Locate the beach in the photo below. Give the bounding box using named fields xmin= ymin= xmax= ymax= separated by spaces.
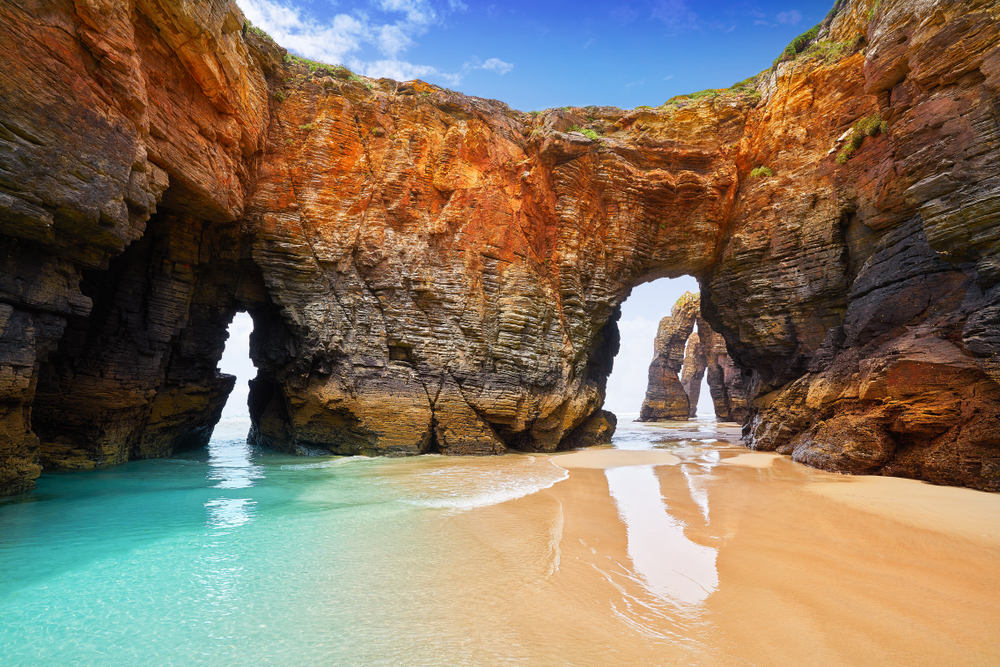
xmin=0 ymin=417 xmax=997 ymax=665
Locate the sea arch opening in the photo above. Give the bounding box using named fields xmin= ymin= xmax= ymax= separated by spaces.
xmin=605 ymin=276 xmax=713 ymax=420
xmin=215 ymin=311 xmax=257 ymax=437
xmin=604 ymin=276 xmax=748 ymax=425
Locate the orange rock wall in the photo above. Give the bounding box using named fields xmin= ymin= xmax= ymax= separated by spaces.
xmin=1 ymin=0 xmax=998 ymax=494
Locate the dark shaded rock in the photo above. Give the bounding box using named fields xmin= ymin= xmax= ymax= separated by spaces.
xmin=561 ymin=410 xmax=618 ymax=449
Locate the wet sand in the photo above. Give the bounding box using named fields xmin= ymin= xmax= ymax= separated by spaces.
xmin=417 ymin=421 xmax=1000 ymax=666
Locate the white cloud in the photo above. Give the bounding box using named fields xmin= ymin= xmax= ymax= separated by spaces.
xmin=240 ymin=0 xmax=497 ymax=86
xmin=355 ymin=58 xmax=450 ymax=82
xmin=376 ymin=24 xmax=415 ymax=56
xmin=663 ymin=74 xmax=674 ymax=80
xmin=776 ymin=9 xmax=802 ymax=25
xmin=651 ymin=0 xmax=697 ymax=29
xmin=479 ymin=57 xmax=513 ymax=75
xmin=241 ymin=0 xmax=369 ymax=64
xmin=376 ymin=0 xmax=436 ymax=27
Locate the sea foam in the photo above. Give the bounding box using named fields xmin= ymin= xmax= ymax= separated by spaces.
xmin=400 ymin=455 xmax=569 ymax=510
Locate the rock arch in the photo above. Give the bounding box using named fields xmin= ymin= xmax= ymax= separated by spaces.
xmin=1 ymin=0 xmax=999 ymax=494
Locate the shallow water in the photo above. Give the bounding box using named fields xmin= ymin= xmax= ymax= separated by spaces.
xmin=1 ymin=416 xmax=998 ymax=666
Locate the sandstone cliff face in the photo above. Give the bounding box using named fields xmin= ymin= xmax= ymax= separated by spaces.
xmin=0 ymin=0 xmax=998 ymax=494
xmin=242 ymin=77 xmax=744 ymax=456
xmin=697 ymin=318 xmax=751 ymax=422
xmin=0 ymin=0 xmax=270 ymax=490
xmin=708 ymin=0 xmax=1000 ymax=490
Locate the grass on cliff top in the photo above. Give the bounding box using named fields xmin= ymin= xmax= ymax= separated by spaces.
xmin=660 ymin=72 xmax=765 ymax=111
xmin=243 ymin=18 xmax=275 ymax=43
xmin=566 ymin=125 xmax=602 ymax=141
xmin=771 ymin=0 xmax=852 ymax=69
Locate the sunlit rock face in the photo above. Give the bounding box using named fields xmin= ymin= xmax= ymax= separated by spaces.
xmin=242 ymin=81 xmax=744 ymax=456
xmin=0 ymin=0 xmax=999 ymax=493
xmin=719 ymin=0 xmax=1000 ymax=490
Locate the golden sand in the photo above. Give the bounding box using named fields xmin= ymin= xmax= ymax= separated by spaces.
xmin=411 ymin=428 xmax=1000 ymax=666
xmin=550 ymin=448 xmax=681 ymax=468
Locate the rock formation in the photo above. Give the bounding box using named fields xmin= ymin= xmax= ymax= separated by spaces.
xmin=697 ymin=319 xmax=751 ymax=422
xmin=679 ymin=330 xmax=707 ymax=418
xmin=0 ymin=0 xmax=998 ymax=494
xmin=638 ymin=293 xmax=700 ymax=421
xmin=639 ymin=293 xmax=750 ymax=422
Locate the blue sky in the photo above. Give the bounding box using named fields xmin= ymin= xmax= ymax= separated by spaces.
xmin=239 ymin=0 xmax=838 ymax=111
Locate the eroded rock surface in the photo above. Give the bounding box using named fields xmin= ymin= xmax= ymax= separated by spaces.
xmin=0 ymin=0 xmax=269 ymax=487
xmin=697 ymin=317 xmax=751 ymax=422
xmin=0 ymin=0 xmax=998 ymax=493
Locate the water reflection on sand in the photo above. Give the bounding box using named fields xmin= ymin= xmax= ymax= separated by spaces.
xmin=606 ymin=464 xmax=718 ymax=606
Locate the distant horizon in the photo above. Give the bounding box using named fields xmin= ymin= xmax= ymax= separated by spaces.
xmin=238 ymin=0 xmax=838 ymax=112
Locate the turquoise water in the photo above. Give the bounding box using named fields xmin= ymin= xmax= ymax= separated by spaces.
xmin=4 ymin=417 xmax=999 ymax=666
xmin=0 ymin=418 xmax=569 ymax=666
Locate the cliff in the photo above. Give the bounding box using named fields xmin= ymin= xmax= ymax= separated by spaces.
xmin=0 ymin=0 xmax=998 ymax=494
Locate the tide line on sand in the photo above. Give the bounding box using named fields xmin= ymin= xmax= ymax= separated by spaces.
xmin=550 ymin=449 xmax=680 ymax=470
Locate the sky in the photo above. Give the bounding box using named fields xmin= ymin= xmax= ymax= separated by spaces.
xmin=238 ymin=0 xmax=839 ymax=111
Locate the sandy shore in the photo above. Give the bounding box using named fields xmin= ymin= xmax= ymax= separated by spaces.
xmin=421 ymin=425 xmax=1000 ymax=666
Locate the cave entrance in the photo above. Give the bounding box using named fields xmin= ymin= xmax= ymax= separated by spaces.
xmin=605 ymin=276 xmax=721 ymax=422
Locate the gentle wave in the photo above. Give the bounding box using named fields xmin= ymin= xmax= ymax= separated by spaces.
xmin=280 ymin=456 xmax=371 ymax=470
xmin=401 ymin=456 xmax=569 ymax=511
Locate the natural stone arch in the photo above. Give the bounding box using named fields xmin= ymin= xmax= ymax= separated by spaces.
xmin=1 ymin=0 xmax=999 ymax=496
xmin=241 ymin=91 xmax=747 ymax=456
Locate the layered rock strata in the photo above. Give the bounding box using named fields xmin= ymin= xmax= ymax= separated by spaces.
xmin=697 ymin=318 xmax=751 ymax=422
xmin=241 ymin=79 xmax=743 ymax=457
xmin=0 ymin=0 xmax=269 ymax=489
xmin=0 ymin=0 xmax=998 ymax=494
xmin=715 ymin=1 xmax=1000 ymax=489
xmin=679 ymin=330 xmax=707 ymax=418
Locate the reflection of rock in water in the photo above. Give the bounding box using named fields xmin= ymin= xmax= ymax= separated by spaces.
xmin=639 ymin=293 xmax=749 ymax=423
xmin=606 ymin=464 xmax=718 ymax=606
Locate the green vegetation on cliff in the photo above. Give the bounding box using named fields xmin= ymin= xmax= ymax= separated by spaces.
xmin=837 ymin=114 xmax=886 ymax=164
